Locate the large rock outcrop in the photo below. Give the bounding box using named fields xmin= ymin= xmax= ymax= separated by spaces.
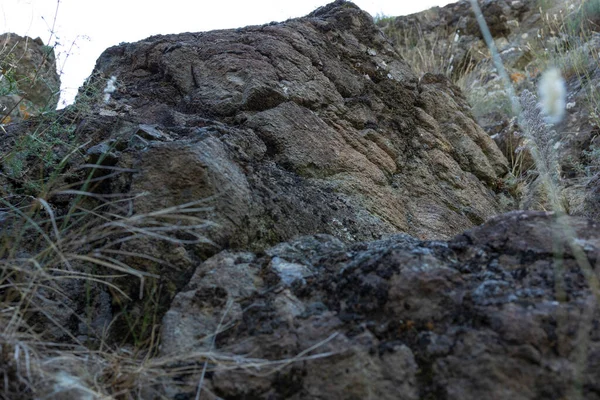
xmin=7 ymin=2 xmax=600 ymax=400
xmin=82 ymin=0 xmax=509 ymax=252
xmin=0 ymin=1 xmax=515 ymax=350
xmin=160 ymin=211 xmax=600 ymax=400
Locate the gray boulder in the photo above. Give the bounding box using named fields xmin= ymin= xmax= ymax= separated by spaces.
xmin=160 ymin=211 xmax=600 ymax=399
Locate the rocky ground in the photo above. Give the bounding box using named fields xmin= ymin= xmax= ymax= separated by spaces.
xmin=378 ymin=0 xmax=600 ymax=218
xmin=0 ymin=1 xmax=599 ymax=399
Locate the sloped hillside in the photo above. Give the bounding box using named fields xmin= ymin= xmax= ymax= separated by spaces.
xmin=0 ymin=1 xmax=599 ymax=399
xmin=379 ymin=0 xmax=600 ymax=218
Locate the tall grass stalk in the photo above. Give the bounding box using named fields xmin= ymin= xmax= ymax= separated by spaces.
xmin=469 ymin=1 xmax=599 ymax=397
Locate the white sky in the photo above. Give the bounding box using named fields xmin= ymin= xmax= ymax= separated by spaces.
xmin=1 ymin=0 xmax=455 ymax=107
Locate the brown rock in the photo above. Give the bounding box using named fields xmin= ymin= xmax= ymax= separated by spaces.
xmin=84 ymin=0 xmax=508 ymax=252
xmin=0 ymin=33 xmax=60 ymax=123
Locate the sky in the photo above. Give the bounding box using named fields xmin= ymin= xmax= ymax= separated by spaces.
xmin=1 ymin=0 xmax=455 ymax=107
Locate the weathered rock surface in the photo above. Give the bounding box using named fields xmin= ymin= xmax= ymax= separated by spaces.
xmin=0 ymin=0 xmax=515 ymax=355
xmin=0 ymin=33 xmax=60 ymax=123
xmin=17 ymin=0 xmax=512 ymax=335
xmin=83 ymin=0 xmax=509 ymax=252
xmin=7 ymin=2 xmax=600 ymax=400
xmin=160 ymin=210 xmax=600 ymax=400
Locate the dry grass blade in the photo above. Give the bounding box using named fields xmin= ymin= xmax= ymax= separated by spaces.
xmin=35 ymin=198 xmax=60 ymax=242
xmin=0 ymin=156 xmax=218 ymax=397
xmin=467 ymin=2 xmax=600 ymax=398
xmin=0 ymin=198 xmax=72 ymax=270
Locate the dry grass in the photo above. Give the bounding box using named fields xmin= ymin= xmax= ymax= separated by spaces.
xmin=377 ymin=17 xmax=479 ymax=82
xmin=1 ymin=325 xmax=339 ymax=399
xmin=0 ymin=178 xmax=218 ymax=396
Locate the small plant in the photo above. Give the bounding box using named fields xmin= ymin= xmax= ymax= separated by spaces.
xmin=73 ymin=71 xmax=113 ymax=114
xmin=1 ymin=111 xmax=80 ymax=196
xmin=0 ymin=57 xmax=20 ymax=97
xmin=373 ymin=13 xmax=395 ymax=25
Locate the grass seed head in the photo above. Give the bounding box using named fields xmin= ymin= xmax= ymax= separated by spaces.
xmin=539 ymin=67 xmax=566 ymax=124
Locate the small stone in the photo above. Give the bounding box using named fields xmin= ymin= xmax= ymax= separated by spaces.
xmin=270 ymin=256 xmax=313 ymax=285
xmin=86 ymin=141 xmax=119 ymax=166
xmin=136 ymin=124 xmax=165 ymax=141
